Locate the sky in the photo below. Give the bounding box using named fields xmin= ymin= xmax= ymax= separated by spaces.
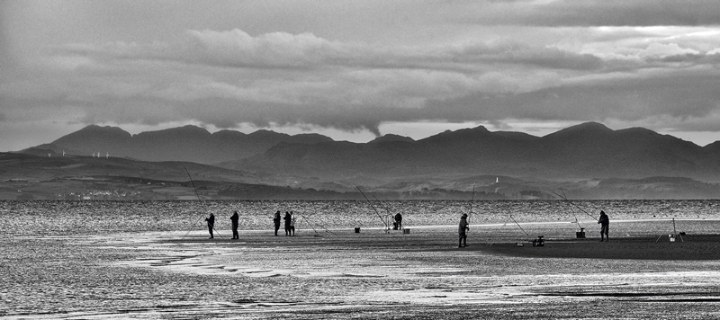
xmin=2 ymin=0 xmax=720 ymax=152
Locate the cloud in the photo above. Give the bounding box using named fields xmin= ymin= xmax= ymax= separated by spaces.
xmin=51 ymin=27 xmax=608 ymax=74
xmin=424 ymin=67 xmax=720 ymax=126
xmin=6 ymin=19 xmax=720 ymax=142
xmin=453 ymin=0 xmax=720 ymax=27
xmin=184 ymin=29 xmax=347 ymax=69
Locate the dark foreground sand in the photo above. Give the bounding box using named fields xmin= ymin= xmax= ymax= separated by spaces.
xmin=5 ymin=222 xmax=720 ymax=319
xmin=482 ymin=234 xmax=720 ymax=260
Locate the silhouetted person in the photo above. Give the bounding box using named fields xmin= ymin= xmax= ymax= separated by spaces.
xmin=394 ymin=213 xmax=403 ymax=230
xmin=230 ymin=211 xmax=239 ymax=240
xmin=290 ymin=215 xmax=296 ymax=236
xmin=273 ymin=211 xmax=281 ymax=236
xmin=598 ymin=210 xmax=609 ymax=242
xmin=284 ymin=211 xmax=292 ymax=236
xmin=205 ymin=213 xmax=215 ymax=239
xmin=458 ymin=213 xmax=469 ymax=248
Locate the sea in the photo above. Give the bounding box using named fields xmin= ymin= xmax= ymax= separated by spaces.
xmin=2 ymin=199 xmax=719 ymax=237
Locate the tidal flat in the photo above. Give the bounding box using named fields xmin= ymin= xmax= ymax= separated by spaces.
xmin=3 ymin=200 xmax=720 ymax=319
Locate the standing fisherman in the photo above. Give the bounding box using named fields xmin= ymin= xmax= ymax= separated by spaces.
xmin=394 ymin=213 xmax=403 ymax=230
xmin=284 ymin=211 xmax=293 ymax=236
xmin=205 ymin=213 xmax=215 ymax=239
xmin=230 ymin=211 xmax=239 ymax=240
xmin=598 ymin=210 xmax=609 ymax=242
xmin=273 ymin=211 xmax=281 ymax=236
xmin=458 ymin=213 xmax=469 ymax=248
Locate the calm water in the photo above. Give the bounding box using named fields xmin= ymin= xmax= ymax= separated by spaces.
xmin=1 ymin=200 xmax=719 ymax=236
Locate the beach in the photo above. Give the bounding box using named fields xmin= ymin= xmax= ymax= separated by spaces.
xmin=3 ymin=200 xmax=720 ymax=319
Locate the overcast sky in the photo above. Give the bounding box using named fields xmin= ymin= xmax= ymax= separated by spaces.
xmin=2 ymin=0 xmax=720 ymax=151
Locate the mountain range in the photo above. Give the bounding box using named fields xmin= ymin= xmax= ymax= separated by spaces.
xmin=28 ymin=124 xmax=333 ymax=163
xmin=12 ymin=122 xmax=720 ymax=200
xmin=230 ymin=122 xmax=720 ymax=182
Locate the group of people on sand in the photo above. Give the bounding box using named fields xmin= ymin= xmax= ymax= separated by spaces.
xmin=457 ymin=210 xmax=610 ymax=248
xmin=204 ymin=210 xmax=298 ymax=239
xmin=204 ymin=211 xmax=241 ymax=240
xmin=273 ymin=211 xmax=296 ymax=236
xmin=204 ymin=207 xmax=611 ymax=246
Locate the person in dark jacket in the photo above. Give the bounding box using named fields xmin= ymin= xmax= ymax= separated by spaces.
xmin=394 ymin=213 xmax=403 ymax=230
xmin=230 ymin=211 xmax=239 ymax=240
xmin=273 ymin=211 xmax=281 ymax=236
xmin=458 ymin=213 xmax=469 ymax=248
xmin=598 ymin=210 xmax=609 ymax=242
xmin=205 ymin=213 xmax=215 ymax=239
xmin=284 ymin=211 xmax=292 ymax=236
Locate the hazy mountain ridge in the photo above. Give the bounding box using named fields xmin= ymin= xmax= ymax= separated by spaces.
xmin=24 ymin=122 xmax=720 ymax=182
xmin=12 ymin=122 xmax=720 ymax=199
xmin=232 ymin=122 xmax=720 ymax=182
xmin=42 ymin=124 xmax=333 ymax=163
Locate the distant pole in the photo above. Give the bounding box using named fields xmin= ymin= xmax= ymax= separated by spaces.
xmin=672 ymin=217 xmax=677 ymax=237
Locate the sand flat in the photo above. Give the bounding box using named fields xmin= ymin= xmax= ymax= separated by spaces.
xmin=5 ymin=200 xmax=720 ymax=319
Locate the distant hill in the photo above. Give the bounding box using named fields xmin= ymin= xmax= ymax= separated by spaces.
xmin=37 ymin=125 xmax=333 ymax=164
xmin=0 ymin=152 xmax=358 ymax=200
xmin=2 ymin=152 xmax=720 ymax=200
xmin=16 ymin=122 xmax=720 ymax=199
xmin=229 ymin=122 xmax=720 ymax=184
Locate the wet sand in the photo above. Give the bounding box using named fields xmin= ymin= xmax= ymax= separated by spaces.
xmin=5 ymin=219 xmax=720 ymax=319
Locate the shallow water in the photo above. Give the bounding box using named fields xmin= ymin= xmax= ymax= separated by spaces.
xmin=3 ymin=200 xmax=720 ymax=319
xmin=1 ymin=199 xmax=718 ymax=236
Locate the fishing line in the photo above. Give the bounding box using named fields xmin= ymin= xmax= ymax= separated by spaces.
xmin=372 ymin=194 xmax=395 ymax=232
xmin=299 ymin=214 xmax=320 ymax=236
xmin=486 ymin=213 xmax=512 ymax=247
xmin=553 ymin=189 xmax=597 ymax=221
xmin=308 ymin=204 xmax=336 ymax=234
xmin=356 ymin=186 xmax=389 ymax=230
xmin=509 ymin=214 xmax=529 ymax=237
xmin=554 ymin=191 xmax=583 ymax=229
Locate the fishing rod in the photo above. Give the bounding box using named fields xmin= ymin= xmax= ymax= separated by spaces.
xmin=467 ymin=185 xmax=476 ymax=226
xmin=356 ymin=186 xmax=389 ymax=230
xmin=487 ymin=213 xmax=512 ymax=247
xmin=372 ymin=194 xmax=394 ymax=231
xmin=181 ymin=165 xmax=220 ymax=238
xmin=553 ymin=189 xmax=597 ymax=221
xmin=307 ymin=203 xmax=336 ymax=234
xmin=300 ymin=214 xmax=320 ymax=236
xmin=553 ymin=190 xmax=583 ymax=229
xmin=313 ymin=205 xmax=335 ymax=234
xmin=487 ymin=210 xmax=529 ymax=247
xmin=509 ymin=213 xmax=529 ymax=237
xmin=301 ymin=208 xmax=336 ymax=236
